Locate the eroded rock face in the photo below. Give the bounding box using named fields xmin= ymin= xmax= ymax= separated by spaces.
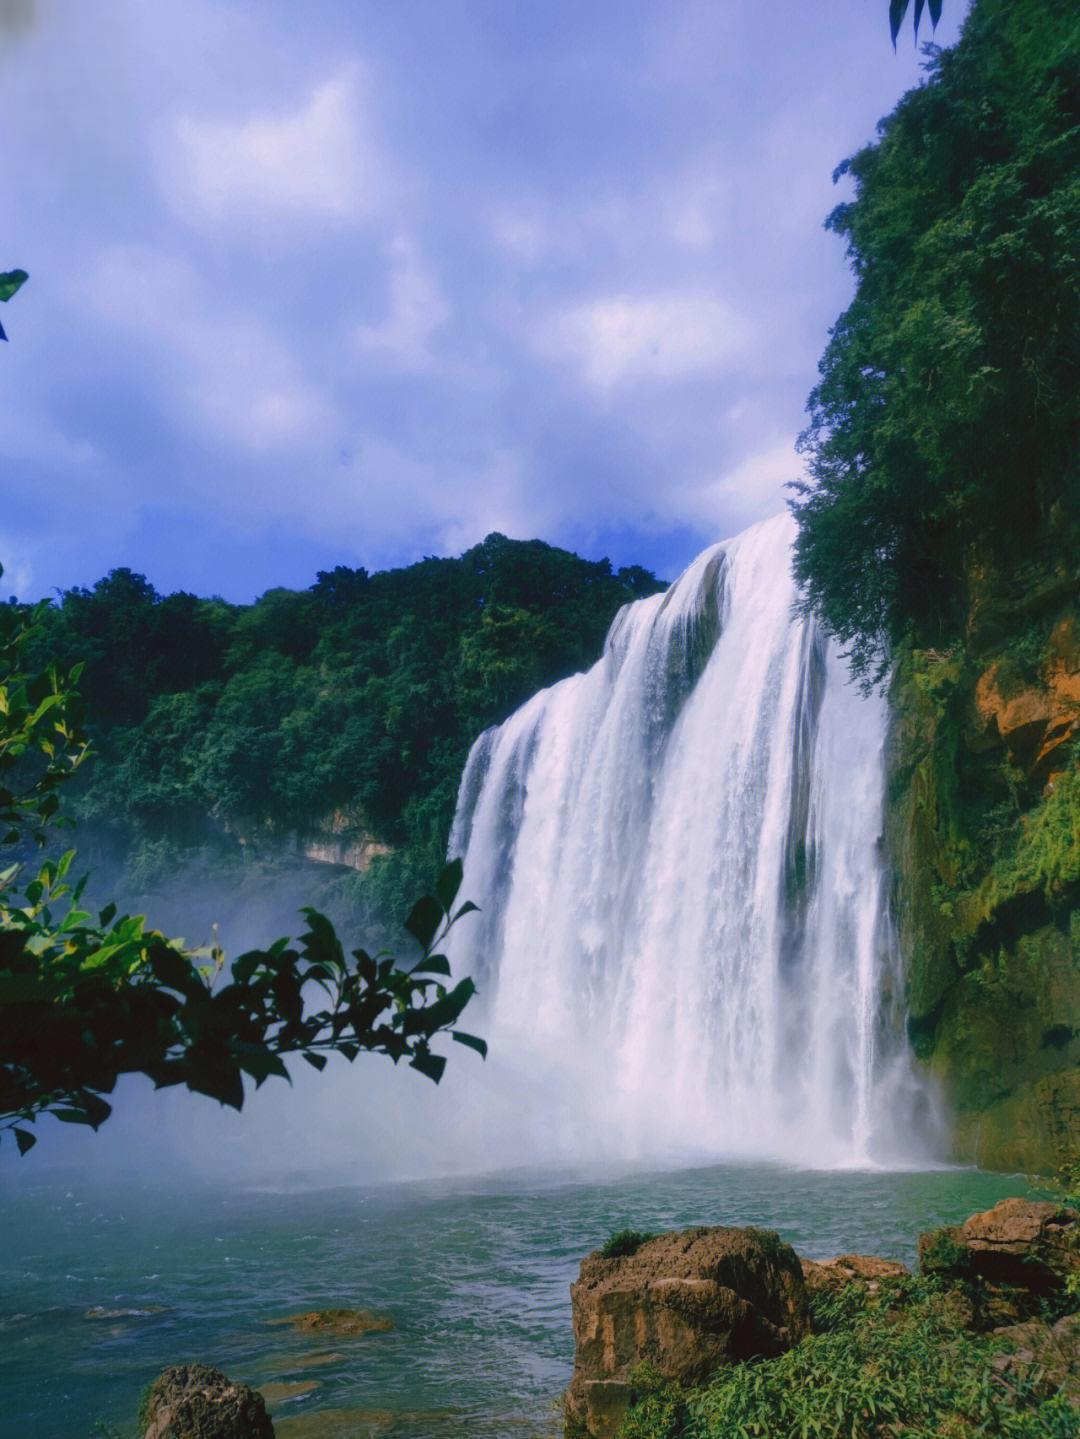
xmin=920 ymin=1198 xmax=1080 ymax=1325
xmin=141 ymin=1363 xmax=275 ymax=1439
xmin=565 ymin=1226 xmax=809 ymax=1437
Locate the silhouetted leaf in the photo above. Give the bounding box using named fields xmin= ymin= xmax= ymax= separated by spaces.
xmin=409 ymin=1049 xmax=446 ymax=1083
xmin=14 ymin=1128 xmax=36 ymax=1155
xmin=452 ymin=1031 xmax=487 ymax=1058
xmin=890 ymin=0 xmax=909 ymax=46
xmin=412 ymin=954 xmax=451 ymax=977
xmin=435 ymin=859 xmax=463 ymax=913
xmin=405 ymin=894 xmax=442 ymax=950
xmin=302 ymin=1051 xmax=327 ymax=1071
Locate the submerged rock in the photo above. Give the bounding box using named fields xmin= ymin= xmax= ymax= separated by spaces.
xmin=266 ymin=1308 xmax=394 ymax=1337
xmin=565 ymin=1225 xmax=809 ymax=1437
xmin=258 ymin=1379 xmax=321 ymax=1406
xmin=140 ymin=1363 xmax=274 ymax=1439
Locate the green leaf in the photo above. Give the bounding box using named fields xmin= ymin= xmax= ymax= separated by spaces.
xmin=0 ymin=269 xmax=28 ymax=303
xmin=435 ymin=859 xmax=463 ymax=913
xmin=14 ymin=1127 xmax=36 ymax=1155
xmin=417 ymin=977 xmax=477 ymax=1032
xmin=187 ymin=1065 xmax=245 ymax=1111
xmin=453 ymin=900 xmax=480 ymax=922
xmin=409 ymin=1049 xmax=447 ymax=1083
xmin=404 ymin=894 xmax=443 ymax=950
xmin=451 ymin=1030 xmax=487 ymax=1058
xmin=412 ymin=953 xmax=452 ymax=977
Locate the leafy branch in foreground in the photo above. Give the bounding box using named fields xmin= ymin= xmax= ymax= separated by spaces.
xmin=0 ymin=585 xmax=484 ymax=1155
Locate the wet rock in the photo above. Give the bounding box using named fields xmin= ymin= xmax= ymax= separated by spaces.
xmin=140 ymin=1363 xmax=275 ymax=1439
xmin=266 ymin=1308 xmax=394 ymax=1337
xmin=565 ymin=1226 xmax=809 ymax=1437
xmin=258 ymin=1379 xmax=321 ymax=1406
xmin=274 ymin=1410 xmax=395 ymax=1438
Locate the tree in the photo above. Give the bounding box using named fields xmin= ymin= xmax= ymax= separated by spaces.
xmin=792 ymin=0 xmax=1079 ymax=686
xmin=0 ymin=586 xmax=485 ymax=1155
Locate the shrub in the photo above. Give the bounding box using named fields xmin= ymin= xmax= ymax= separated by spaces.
xmin=601 ymin=1229 xmax=657 ymax=1260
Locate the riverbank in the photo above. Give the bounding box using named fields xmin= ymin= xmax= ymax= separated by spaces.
xmin=0 ymin=1161 xmax=1045 ymax=1437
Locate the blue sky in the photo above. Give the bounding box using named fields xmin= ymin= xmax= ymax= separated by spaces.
xmin=1 ymin=0 xmax=962 ymax=602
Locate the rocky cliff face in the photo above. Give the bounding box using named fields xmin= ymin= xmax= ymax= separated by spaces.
xmin=888 ymin=549 xmax=1079 ymax=1174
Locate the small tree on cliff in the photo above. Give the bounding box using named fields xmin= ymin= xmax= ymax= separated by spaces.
xmin=0 ymin=583 xmax=485 ymax=1154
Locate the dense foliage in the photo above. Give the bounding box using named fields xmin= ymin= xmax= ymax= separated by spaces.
xmin=793 ymin=0 xmax=1079 ymax=686
xmin=0 ymin=592 xmax=484 ymax=1153
xmin=31 ymin=536 xmax=661 ymax=923
xmin=614 ymin=1274 xmax=1077 ymax=1439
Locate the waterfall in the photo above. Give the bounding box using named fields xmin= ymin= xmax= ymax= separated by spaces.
xmin=448 ymin=513 xmax=935 ymax=1168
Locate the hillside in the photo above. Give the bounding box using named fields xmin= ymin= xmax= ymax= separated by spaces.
xmin=32 ymin=535 xmax=663 ymax=934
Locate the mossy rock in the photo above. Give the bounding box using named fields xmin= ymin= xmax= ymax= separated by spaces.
xmin=140 ymin=1363 xmax=274 ymax=1439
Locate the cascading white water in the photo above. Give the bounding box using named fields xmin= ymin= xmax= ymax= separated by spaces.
xmin=448 ymin=513 xmax=934 ymax=1168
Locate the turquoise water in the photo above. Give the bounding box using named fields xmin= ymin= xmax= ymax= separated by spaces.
xmin=0 ymin=1162 xmax=1041 ymax=1438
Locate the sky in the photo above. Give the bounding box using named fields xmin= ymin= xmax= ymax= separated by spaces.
xmin=1 ymin=0 xmax=964 ymax=603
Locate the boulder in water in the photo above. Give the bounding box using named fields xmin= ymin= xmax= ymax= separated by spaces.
xmin=140 ymin=1363 xmax=275 ymax=1439
xmin=565 ymin=1225 xmax=809 ymax=1437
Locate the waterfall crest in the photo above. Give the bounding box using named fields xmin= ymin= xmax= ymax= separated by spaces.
xmin=448 ymin=513 xmax=934 ymax=1168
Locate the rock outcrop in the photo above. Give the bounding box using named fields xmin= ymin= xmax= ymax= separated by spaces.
xmin=800 ymin=1253 xmax=909 ymax=1302
xmin=919 ymin=1198 xmax=1080 ymax=1327
xmin=565 ymin=1226 xmax=809 ymax=1438
xmin=889 ymin=583 xmax=1080 ymax=1174
xmin=140 ymin=1364 xmax=275 ymax=1439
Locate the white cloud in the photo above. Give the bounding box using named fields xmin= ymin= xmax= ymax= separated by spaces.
xmin=676 ymin=440 xmax=800 ymax=534
xmin=537 ymin=291 xmax=749 ymax=390
xmin=490 ymin=211 xmax=549 ymax=264
xmin=355 ymin=236 xmax=449 ymax=372
xmin=164 ymin=67 xmax=380 ymax=226
xmin=84 ymin=245 xmax=334 ymax=452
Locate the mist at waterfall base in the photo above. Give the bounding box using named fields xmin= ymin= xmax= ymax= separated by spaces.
xmin=19 ymin=512 xmax=942 ymax=1186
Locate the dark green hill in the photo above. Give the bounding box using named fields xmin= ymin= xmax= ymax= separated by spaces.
xmin=32 ymin=535 xmax=663 ymax=936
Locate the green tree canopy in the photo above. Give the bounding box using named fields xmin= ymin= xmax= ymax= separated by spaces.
xmin=793 ymin=0 xmax=1079 ymax=685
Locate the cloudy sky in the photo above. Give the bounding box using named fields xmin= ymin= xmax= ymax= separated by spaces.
xmin=1 ymin=0 xmax=961 ymax=602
